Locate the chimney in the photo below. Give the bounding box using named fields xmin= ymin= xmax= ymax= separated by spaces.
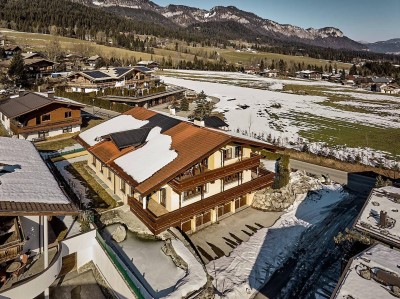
xmin=380 ymin=210 xmax=387 ymax=228
xmin=194 ymin=119 xmax=205 ymax=127
xmin=18 ymin=89 xmax=25 ymax=97
xmin=47 ymin=91 xmax=55 ymax=99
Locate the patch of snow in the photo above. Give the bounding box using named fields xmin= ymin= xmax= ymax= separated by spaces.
xmin=355 ymin=186 xmax=400 ymax=246
xmin=0 ymin=137 xmax=70 ymax=204
xmin=207 ymin=172 xmax=347 ymax=298
xmin=164 ymin=239 xmax=207 ymax=298
xmin=334 ymin=244 xmax=400 ymax=299
xmin=79 ymin=115 xmax=148 ymax=146
xmin=269 ymin=83 xmax=283 ymax=91
xmin=114 ymin=127 xmax=178 ymax=183
xmin=54 ymin=155 xmax=91 ymax=206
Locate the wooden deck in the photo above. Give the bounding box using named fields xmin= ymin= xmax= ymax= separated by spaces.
xmin=129 ymin=171 xmax=275 ymax=235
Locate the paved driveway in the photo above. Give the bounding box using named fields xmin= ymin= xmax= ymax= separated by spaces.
xmin=190 ymin=207 xmax=283 ymax=264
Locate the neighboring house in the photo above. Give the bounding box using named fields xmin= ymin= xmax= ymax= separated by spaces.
xmin=76 ymin=107 xmax=280 ymax=234
xmin=0 ymin=137 xmax=80 ymax=298
xmin=65 ymin=66 xmax=160 ymax=93
xmin=330 ymin=243 xmax=400 ymax=299
xmin=260 ymin=69 xmax=278 ymax=78
xmin=353 ymin=186 xmax=400 ymax=249
xmin=296 ymin=70 xmax=322 ymax=80
xmin=0 ymin=34 xmax=5 ymax=47
xmin=21 ymin=52 xmax=45 ymax=60
xmin=62 ymin=54 xmax=85 ymax=71
xmin=136 ymin=60 xmax=159 ymax=69
xmin=380 ymin=84 xmax=400 ymax=94
xmin=0 ymin=56 xmax=56 ymax=81
xmin=86 ymin=55 xmax=101 ymax=68
xmin=0 ymin=91 xmax=84 ymax=141
xmin=3 ymin=46 xmax=21 ymax=59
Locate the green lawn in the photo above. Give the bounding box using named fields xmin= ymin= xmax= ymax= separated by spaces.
xmin=66 ymin=161 xmax=117 ymax=210
xmin=293 ymin=113 xmax=400 ymax=156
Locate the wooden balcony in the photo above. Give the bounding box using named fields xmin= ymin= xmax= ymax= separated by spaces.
xmin=169 ymin=154 xmax=262 ymax=193
xmin=128 ymin=171 xmax=275 ymax=235
xmin=0 ymin=217 xmax=25 ymax=264
xmin=10 ymin=117 xmax=82 ymax=134
xmin=65 ymin=77 xmax=160 ymax=89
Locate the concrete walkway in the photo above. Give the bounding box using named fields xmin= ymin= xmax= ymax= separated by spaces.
xmin=190 ymin=207 xmax=283 ymax=264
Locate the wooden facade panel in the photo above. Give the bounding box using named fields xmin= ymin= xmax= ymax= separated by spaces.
xmin=181 ymin=219 xmax=191 ymax=233
xmin=240 ymin=196 xmax=247 ymax=207
xmin=224 ymin=202 xmax=231 ymax=214
xmin=203 ymin=211 xmax=211 ymax=224
xmin=22 ymin=103 xmax=81 ymax=127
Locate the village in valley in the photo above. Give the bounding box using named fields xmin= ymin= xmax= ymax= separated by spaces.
xmin=0 ymin=1 xmax=400 ymax=299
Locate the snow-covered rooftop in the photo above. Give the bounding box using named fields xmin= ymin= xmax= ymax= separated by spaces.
xmin=355 ymin=186 xmax=400 ymax=247
xmin=333 ymin=244 xmax=400 ymax=299
xmin=79 ymin=115 xmax=148 ymax=146
xmin=114 ymin=127 xmax=178 ymax=183
xmin=0 ymin=137 xmax=70 ymax=204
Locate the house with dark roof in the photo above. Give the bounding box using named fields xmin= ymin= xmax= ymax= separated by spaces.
xmin=3 ymin=46 xmax=21 ymax=59
xmin=76 ymin=107 xmax=281 ymax=234
xmin=0 ymin=91 xmax=84 ymax=141
xmin=65 ymin=66 xmax=160 ymax=93
xmin=136 ymin=60 xmax=159 ymax=69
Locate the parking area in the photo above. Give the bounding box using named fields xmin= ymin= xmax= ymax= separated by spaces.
xmin=190 ymin=207 xmax=283 ymax=264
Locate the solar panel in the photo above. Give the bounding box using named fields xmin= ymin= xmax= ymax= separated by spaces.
xmin=84 ymin=71 xmax=110 ymax=79
xmin=134 ymin=66 xmax=151 ymax=73
xmin=145 ymin=114 xmax=182 ymax=133
xmin=114 ymin=67 xmax=132 ymax=77
xmin=204 ymin=116 xmax=229 ymax=128
xmin=110 ymin=127 xmax=152 ymax=150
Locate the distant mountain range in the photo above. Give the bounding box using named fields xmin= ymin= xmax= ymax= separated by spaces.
xmin=364 ymin=39 xmax=400 ymax=55
xmin=70 ymin=0 xmax=370 ymax=51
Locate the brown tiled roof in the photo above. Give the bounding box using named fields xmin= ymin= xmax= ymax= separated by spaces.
xmin=124 ymin=107 xmax=157 ymax=120
xmin=136 ymin=122 xmax=231 ymax=195
xmin=0 ymin=201 xmax=78 ymax=216
xmin=82 ymin=107 xmax=280 ymax=196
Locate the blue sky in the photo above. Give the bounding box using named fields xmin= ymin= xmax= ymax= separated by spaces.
xmin=153 ymin=0 xmax=400 ymax=42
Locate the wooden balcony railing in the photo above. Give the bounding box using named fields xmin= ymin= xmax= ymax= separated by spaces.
xmin=169 ymin=154 xmax=262 ymax=193
xmin=0 ymin=218 xmax=25 ymax=264
xmin=10 ymin=117 xmax=82 ymax=134
xmin=129 ymin=171 xmax=275 ymax=234
xmin=65 ymin=77 xmax=160 ymax=89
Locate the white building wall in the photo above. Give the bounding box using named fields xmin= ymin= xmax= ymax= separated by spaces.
xmin=20 ymin=216 xmax=41 ymax=253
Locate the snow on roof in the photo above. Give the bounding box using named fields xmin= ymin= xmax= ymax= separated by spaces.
xmin=333 ymin=244 xmax=400 ymax=299
xmin=355 ymin=186 xmax=400 ymax=246
xmin=0 ymin=137 xmax=69 ymax=204
xmin=114 ymin=127 xmax=178 ymax=183
xmin=79 ymin=115 xmax=148 ymax=146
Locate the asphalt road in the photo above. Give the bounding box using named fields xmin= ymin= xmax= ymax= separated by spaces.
xmin=290 ymin=159 xmax=376 ymax=195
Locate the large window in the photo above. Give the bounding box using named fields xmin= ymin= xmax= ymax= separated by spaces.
xmin=184 ymin=185 xmax=207 ymax=201
xmin=91 ymin=155 xmax=96 ymax=167
xmin=42 ymin=114 xmax=51 ymax=121
xmin=65 ymin=111 xmax=72 ymax=118
xmin=120 ymin=179 xmax=126 ymax=193
xmin=224 ymin=172 xmax=240 ymax=185
xmin=62 ymin=126 xmax=72 ymax=133
xmin=108 ymin=168 xmax=112 ymax=181
xmin=223 ymin=148 xmax=232 ymax=161
xmin=234 ymin=146 xmax=242 ymax=158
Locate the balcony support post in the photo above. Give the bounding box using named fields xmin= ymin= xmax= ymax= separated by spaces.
xmin=43 ymin=215 xmax=49 ymax=299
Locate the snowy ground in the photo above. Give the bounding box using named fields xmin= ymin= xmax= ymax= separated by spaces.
xmin=206 ymin=172 xmax=349 ymax=298
xmin=54 ymin=155 xmax=91 ymax=206
xmin=161 ymin=71 xmax=400 ymax=168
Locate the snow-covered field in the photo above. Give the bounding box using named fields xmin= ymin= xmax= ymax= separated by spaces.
xmin=206 ymin=172 xmax=348 ymax=298
xmin=161 ymin=71 xmax=400 ymax=168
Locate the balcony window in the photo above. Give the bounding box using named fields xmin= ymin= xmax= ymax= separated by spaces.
xmin=62 ymin=126 xmax=72 ymax=133
xmin=65 ymin=111 xmax=72 ymax=118
xmin=184 ymin=185 xmax=207 ymax=201
xmin=100 ymin=164 xmax=104 ymax=173
xmin=91 ymin=155 xmax=96 ymax=167
xmin=120 ymin=179 xmax=126 ymax=193
xmin=224 ymin=172 xmax=240 ymax=185
xmin=42 ymin=114 xmax=51 ymax=122
xmin=108 ymin=169 xmax=112 ymax=181
xmin=223 ymin=148 xmax=232 ymax=161
xmin=234 ymin=146 xmax=242 ymax=158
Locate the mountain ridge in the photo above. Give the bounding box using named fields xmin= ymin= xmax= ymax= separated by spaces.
xmin=71 ymin=0 xmax=367 ymax=51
